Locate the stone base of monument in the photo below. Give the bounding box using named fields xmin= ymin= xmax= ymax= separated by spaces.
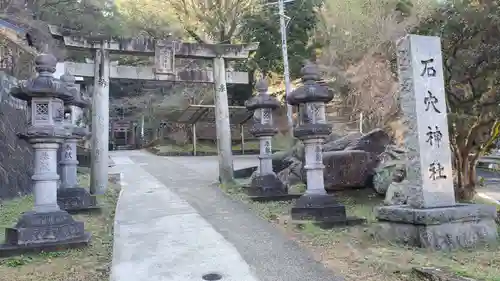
xmin=374 ymin=203 xmax=498 ymax=250
xmin=247 ymin=174 xmax=301 ymax=202
xmin=291 ymin=194 xmax=366 ymax=228
xmin=0 ymin=210 xmax=91 ymax=257
xmin=57 ymin=187 xmax=100 ymax=213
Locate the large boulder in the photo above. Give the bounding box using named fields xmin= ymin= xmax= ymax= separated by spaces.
xmin=272 ymin=140 xmax=305 ymax=173
xmin=277 ymin=157 xmax=304 ymax=187
xmin=271 ymin=129 xmax=392 ymax=192
xmin=373 ymin=164 xmax=397 ymax=195
xmin=323 ymin=150 xmax=376 ymax=190
xmin=344 ymin=128 xmax=391 ymax=156
xmin=323 ymin=131 xmax=363 ymax=152
xmin=381 ymin=156 xmax=409 ymax=205
xmin=373 ymin=160 xmax=406 ymax=194
xmin=272 ymin=132 xmax=346 ymax=173
xmin=384 ymin=180 xmax=410 ymax=205
xmin=324 ymin=132 xmax=343 ymax=143
xmin=271 ymin=150 xmax=290 ymax=173
xmin=372 ymin=145 xmax=407 ymax=194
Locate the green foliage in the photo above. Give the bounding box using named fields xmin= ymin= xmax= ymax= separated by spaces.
xmin=395 ymin=0 xmax=414 ymax=16
xmin=1 ymin=256 xmax=33 ymax=268
xmin=115 ymin=0 xmax=184 ymax=38
xmin=30 ymin=0 xmax=124 ymax=37
xmin=241 ymin=0 xmax=322 ymax=78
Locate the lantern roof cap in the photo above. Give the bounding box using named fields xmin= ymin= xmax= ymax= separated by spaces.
xmin=286 ymin=60 xmax=334 ymax=105
xmin=11 ymin=53 xmax=74 ymax=103
xmin=61 ymin=72 xmax=90 ymax=108
xmin=245 ymin=77 xmax=280 ymax=111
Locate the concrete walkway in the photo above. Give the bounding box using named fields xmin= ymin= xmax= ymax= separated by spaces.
xmin=109 ymin=150 xmax=340 ymax=281
xmin=477 ymin=168 xmax=500 ymax=204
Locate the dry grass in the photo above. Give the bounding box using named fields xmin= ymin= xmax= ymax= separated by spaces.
xmin=0 ymin=173 xmax=120 ymax=281
xmin=222 ymin=181 xmax=500 ymax=281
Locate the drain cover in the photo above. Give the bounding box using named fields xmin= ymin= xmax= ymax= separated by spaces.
xmin=202 ymin=273 xmax=222 ymax=280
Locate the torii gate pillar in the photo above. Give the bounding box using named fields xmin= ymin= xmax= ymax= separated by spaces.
xmin=213 ymin=56 xmax=233 ymax=183
xmin=90 ymin=48 xmax=110 ymax=195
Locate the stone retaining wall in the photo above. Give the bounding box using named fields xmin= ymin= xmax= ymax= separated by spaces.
xmin=0 ymin=71 xmax=33 ymax=199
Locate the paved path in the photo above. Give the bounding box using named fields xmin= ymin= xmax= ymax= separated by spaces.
xmin=109 ymin=150 xmax=341 ymax=281
xmin=477 ymin=169 xmax=500 ymax=203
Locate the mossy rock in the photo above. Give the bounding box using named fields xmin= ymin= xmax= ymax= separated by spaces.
xmin=373 ymin=160 xmax=405 ymax=195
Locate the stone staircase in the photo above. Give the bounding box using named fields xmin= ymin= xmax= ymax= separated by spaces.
xmin=115 ymin=144 xmax=135 ymax=150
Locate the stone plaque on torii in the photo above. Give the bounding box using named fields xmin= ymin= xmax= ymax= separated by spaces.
xmin=49 ymin=25 xmax=259 ymax=192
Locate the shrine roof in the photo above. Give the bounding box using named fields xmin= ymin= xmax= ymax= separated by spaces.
xmin=176 ymin=104 xmax=253 ymax=124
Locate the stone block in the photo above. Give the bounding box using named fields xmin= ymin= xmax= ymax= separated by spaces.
xmin=57 ymin=187 xmax=98 ymax=211
xmin=374 ymin=204 xmax=498 ymax=250
xmin=2 ymin=210 xmax=90 ymax=248
xmin=323 ymin=150 xmax=376 ymax=190
xmin=247 ymin=173 xmax=296 ymax=202
xmin=291 ymin=194 xmax=347 ymax=222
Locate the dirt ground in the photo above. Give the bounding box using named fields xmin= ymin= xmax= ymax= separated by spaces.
xmin=223 ymin=182 xmax=500 ymax=281
xmin=0 ymin=173 xmax=120 ymax=281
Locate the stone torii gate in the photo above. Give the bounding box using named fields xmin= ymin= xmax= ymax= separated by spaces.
xmin=49 ymin=26 xmax=258 ymax=192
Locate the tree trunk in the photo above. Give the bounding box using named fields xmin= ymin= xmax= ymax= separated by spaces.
xmin=454 ymin=149 xmax=478 ymax=201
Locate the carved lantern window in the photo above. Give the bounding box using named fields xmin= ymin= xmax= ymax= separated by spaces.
xmin=63 ymin=104 xmax=72 ymax=126
xmin=298 ymin=102 xmax=326 ymax=126
xmin=260 ymin=108 xmax=272 ymax=125
xmin=34 ymin=101 xmax=49 ymax=121
xmin=30 ymin=98 xmax=64 ymax=127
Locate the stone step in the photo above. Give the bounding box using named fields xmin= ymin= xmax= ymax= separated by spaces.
xmin=115 ymin=145 xmax=135 ymax=150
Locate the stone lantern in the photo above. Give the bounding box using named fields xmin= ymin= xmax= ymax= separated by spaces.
xmin=0 ymin=53 xmax=90 ymax=254
xmin=245 ymin=78 xmax=287 ymax=199
xmin=57 ymin=73 xmax=97 ymax=212
xmin=286 ymin=61 xmax=350 ymax=223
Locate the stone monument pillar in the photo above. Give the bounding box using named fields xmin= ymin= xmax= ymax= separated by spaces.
xmin=0 ymin=53 xmax=90 ymax=255
xmin=287 ymin=61 xmax=363 ymax=225
xmin=244 ymin=78 xmax=287 ymax=199
xmin=374 ymin=35 xmax=497 ymax=250
xmin=57 ymin=73 xmax=98 ymax=212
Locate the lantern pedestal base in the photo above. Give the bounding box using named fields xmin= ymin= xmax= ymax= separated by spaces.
xmin=0 ymin=210 xmax=91 ymax=257
xmin=247 ymin=174 xmax=298 ymax=202
xmin=291 ymin=194 xmax=366 ymax=227
xmin=57 ymin=187 xmax=100 ymax=213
